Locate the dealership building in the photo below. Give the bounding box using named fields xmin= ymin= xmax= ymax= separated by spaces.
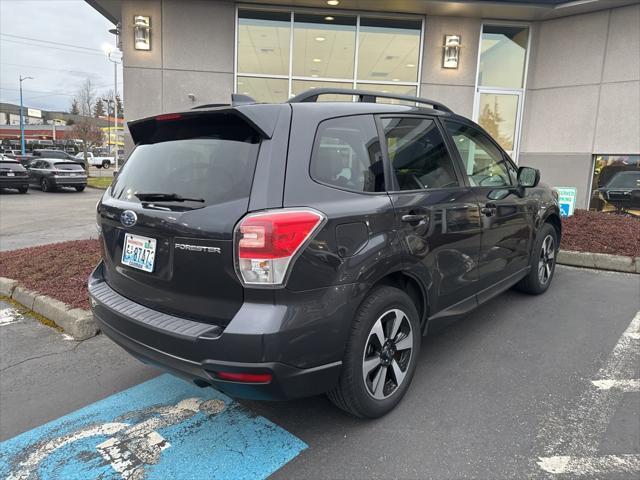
xmin=88 ymin=0 xmax=639 ymax=210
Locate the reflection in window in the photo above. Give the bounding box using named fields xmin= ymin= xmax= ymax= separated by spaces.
xmin=310 ymin=115 xmax=384 ymax=192
xmin=589 ymin=155 xmax=640 ymax=215
xmin=383 ymin=117 xmax=458 ymax=191
xmin=237 ymin=76 xmax=289 ymax=103
xmin=358 ymin=18 xmax=421 ymax=83
xmin=238 ymin=10 xmax=291 ymax=76
xmin=477 ymin=93 xmax=519 ymax=152
xmin=445 ymin=121 xmax=515 ymax=187
xmin=293 ymin=14 xmax=356 ymax=79
xmin=478 ymin=25 xmax=528 ymax=89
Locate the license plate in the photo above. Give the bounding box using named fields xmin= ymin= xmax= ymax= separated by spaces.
xmin=122 ymin=233 xmax=156 ymax=273
xmin=69 ymin=173 xmax=77 ymax=177
xmin=6 ymin=172 xmax=14 ymax=177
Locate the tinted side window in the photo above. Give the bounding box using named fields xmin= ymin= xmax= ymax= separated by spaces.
xmin=382 ymin=117 xmax=458 ymax=191
xmin=445 ymin=121 xmax=514 ymax=188
xmin=310 ymin=115 xmax=384 ymax=193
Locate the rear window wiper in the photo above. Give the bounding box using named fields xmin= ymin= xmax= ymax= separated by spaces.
xmin=134 ymin=192 xmax=205 ymax=203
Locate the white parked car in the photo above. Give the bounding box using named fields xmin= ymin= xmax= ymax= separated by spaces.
xmin=74 ymin=152 xmax=115 ymax=169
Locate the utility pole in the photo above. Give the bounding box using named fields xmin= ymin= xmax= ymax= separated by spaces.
xmin=19 ymin=75 xmax=33 ymax=155
xmin=107 ymin=24 xmax=121 ymax=170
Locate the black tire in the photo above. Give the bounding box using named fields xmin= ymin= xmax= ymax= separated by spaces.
xmin=515 ymin=223 xmax=558 ymax=295
xmin=96 ymin=164 xmax=102 ymax=169
xmin=17 ymin=185 xmax=28 ymax=194
xmin=75 ymin=186 xmax=85 ymax=192
xmin=41 ymin=177 xmax=53 ymax=192
xmin=102 ymin=160 xmax=110 ymax=169
xmin=327 ymin=286 xmax=421 ymax=418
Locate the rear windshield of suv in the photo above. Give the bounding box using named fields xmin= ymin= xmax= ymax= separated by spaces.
xmin=112 ymin=116 xmax=261 ymax=206
xmin=0 ymin=161 xmax=26 ymax=171
xmin=54 ymin=162 xmax=85 ymax=170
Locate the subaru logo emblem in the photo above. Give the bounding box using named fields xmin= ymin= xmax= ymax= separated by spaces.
xmin=120 ymin=210 xmax=137 ymax=228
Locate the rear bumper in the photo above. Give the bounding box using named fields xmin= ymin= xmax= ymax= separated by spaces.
xmin=50 ymin=176 xmax=87 ymax=187
xmin=89 ymin=262 xmax=360 ymax=400
xmin=0 ymin=177 xmax=29 ymax=188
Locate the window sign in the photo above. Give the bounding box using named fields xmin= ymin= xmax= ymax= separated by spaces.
xmin=555 ymin=187 xmax=577 ymax=217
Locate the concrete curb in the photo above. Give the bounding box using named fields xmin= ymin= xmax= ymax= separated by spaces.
xmin=0 ymin=276 xmax=98 ymax=340
xmin=557 ymin=250 xmax=639 ymax=274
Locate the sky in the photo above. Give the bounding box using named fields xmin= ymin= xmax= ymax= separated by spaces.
xmin=0 ymin=0 xmax=122 ymax=113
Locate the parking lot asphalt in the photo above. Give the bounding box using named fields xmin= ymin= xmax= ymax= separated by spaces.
xmin=1 ymin=265 xmax=638 ymax=479
xmin=0 ymin=187 xmax=103 ymax=251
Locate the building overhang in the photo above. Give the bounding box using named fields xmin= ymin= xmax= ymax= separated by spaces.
xmin=87 ymin=0 xmax=640 ymax=23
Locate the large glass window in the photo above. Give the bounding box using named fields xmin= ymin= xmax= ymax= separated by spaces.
xmin=357 ymin=18 xmax=422 ymax=83
xmin=478 ymin=25 xmax=528 ymax=89
xmin=310 ymin=115 xmax=384 ymax=193
xmin=237 ymin=10 xmax=291 ymax=76
xmin=383 ymin=117 xmax=458 ymax=191
xmin=474 ymin=24 xmax=530 ymax=161
xmin=293 ymin=14 xmax=356 ymax=79
xmin=237 ymin=9 xmax=423 ymax=103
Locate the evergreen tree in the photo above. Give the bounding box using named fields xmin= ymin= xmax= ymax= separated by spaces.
xmin=93 ymin=99 xmax=106 ymax=118
xmin=115 ymin=94 xmax=124 ymax=118
xmin=69 ymin=98 xmax=80 ymax=115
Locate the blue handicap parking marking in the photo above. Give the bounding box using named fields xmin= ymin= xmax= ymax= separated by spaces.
xmin=0 ymin=374 xmax=307 ymax=480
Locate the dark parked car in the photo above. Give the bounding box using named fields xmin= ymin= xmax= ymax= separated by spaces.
xmin=90 ymin=89 xmax=562 ymax=418
xmin=598 ymin=170 xmax=640 ymax=211
xmin=0 ymin=157 xmax=29 ymax=193
xmin=27 ymin=159 xmax=87 ymax=192
xmin=31 ymin=149 xmax=77 ymax=161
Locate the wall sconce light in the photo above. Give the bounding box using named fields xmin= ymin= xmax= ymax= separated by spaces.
xmin=134 ymin=15 xmax=151 ymax=50
xmin=443 ymin=35 xmax=461 ymax=69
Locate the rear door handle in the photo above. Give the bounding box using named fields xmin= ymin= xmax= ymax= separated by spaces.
xmin=401 ymin=214 xmax=429 ymax=223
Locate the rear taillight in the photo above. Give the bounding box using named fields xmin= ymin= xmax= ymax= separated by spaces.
xmin=235 ymin=208 xmax=325 ymax=286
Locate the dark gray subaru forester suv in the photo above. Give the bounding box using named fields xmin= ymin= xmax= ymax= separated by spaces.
xmin=90 ymin=89 xmax=561 ymax=418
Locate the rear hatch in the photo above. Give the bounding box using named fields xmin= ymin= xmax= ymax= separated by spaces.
xmin=0 ymin=160 xmax=28 ymax=178
xmin=98 ymin=110 xmax=266 ymax=326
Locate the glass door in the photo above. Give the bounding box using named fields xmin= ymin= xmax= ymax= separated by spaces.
xmin=474 ymin=89 xmax=523 ymax=160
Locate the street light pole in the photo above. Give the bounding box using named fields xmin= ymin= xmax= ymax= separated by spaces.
xmin=19 ymin=75 xmax=33 ymax=155
xmin=106 ymin=26 xmax=121 ymax=170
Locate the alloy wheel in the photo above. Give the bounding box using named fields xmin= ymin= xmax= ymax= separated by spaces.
xmin=538 ymin=234 xmax=555 ymax=285
xmin=362 ymin=309 xmax=413 ymax=400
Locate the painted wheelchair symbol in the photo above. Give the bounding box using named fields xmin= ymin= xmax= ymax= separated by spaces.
xmin=8 ymin=397 xmax=226 ymax=480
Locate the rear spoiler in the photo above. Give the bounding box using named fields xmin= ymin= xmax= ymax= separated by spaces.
xmin=128 ymin=104 xmax=286 ymax=145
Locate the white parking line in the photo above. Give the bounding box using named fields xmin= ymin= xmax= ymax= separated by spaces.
xmin=537 ymin=310 xmax=640 ymax=475
xmin=591 ymin=379 xmax=640 ymax=392
xmin=538 ymin=455 xmax=640 ymax=475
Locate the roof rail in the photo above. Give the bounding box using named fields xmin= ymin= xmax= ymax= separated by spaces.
xmin=191 ymin=103 xmax=229 ymax=110
xmin=286 ymin=88 xmax=453 ymax=113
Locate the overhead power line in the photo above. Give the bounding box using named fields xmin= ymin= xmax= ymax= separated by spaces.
xmin=0 ymin=33 xmax=104 ymax=53
xmin=0 ymin=39 xmax=106 ymax=57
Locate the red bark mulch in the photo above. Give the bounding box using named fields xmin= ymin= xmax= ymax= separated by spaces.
xmin=560 ymin=210 xmax=640 ymax=258
xmin=0 ymin=239 xmax=101 ymax=310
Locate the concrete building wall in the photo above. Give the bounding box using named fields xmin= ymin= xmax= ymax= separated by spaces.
xmin=520 ymin=4 xmax=640 ymax=208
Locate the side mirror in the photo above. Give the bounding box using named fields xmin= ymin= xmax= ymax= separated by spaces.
xmin=518 ymin=166 xmax=540 ymax=188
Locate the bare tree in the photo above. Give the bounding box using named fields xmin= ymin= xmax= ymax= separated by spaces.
xmin=77 ymin=78 xmax=96 ymax=117
xmin=71 ymin=118 xmax=103 ymax=170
